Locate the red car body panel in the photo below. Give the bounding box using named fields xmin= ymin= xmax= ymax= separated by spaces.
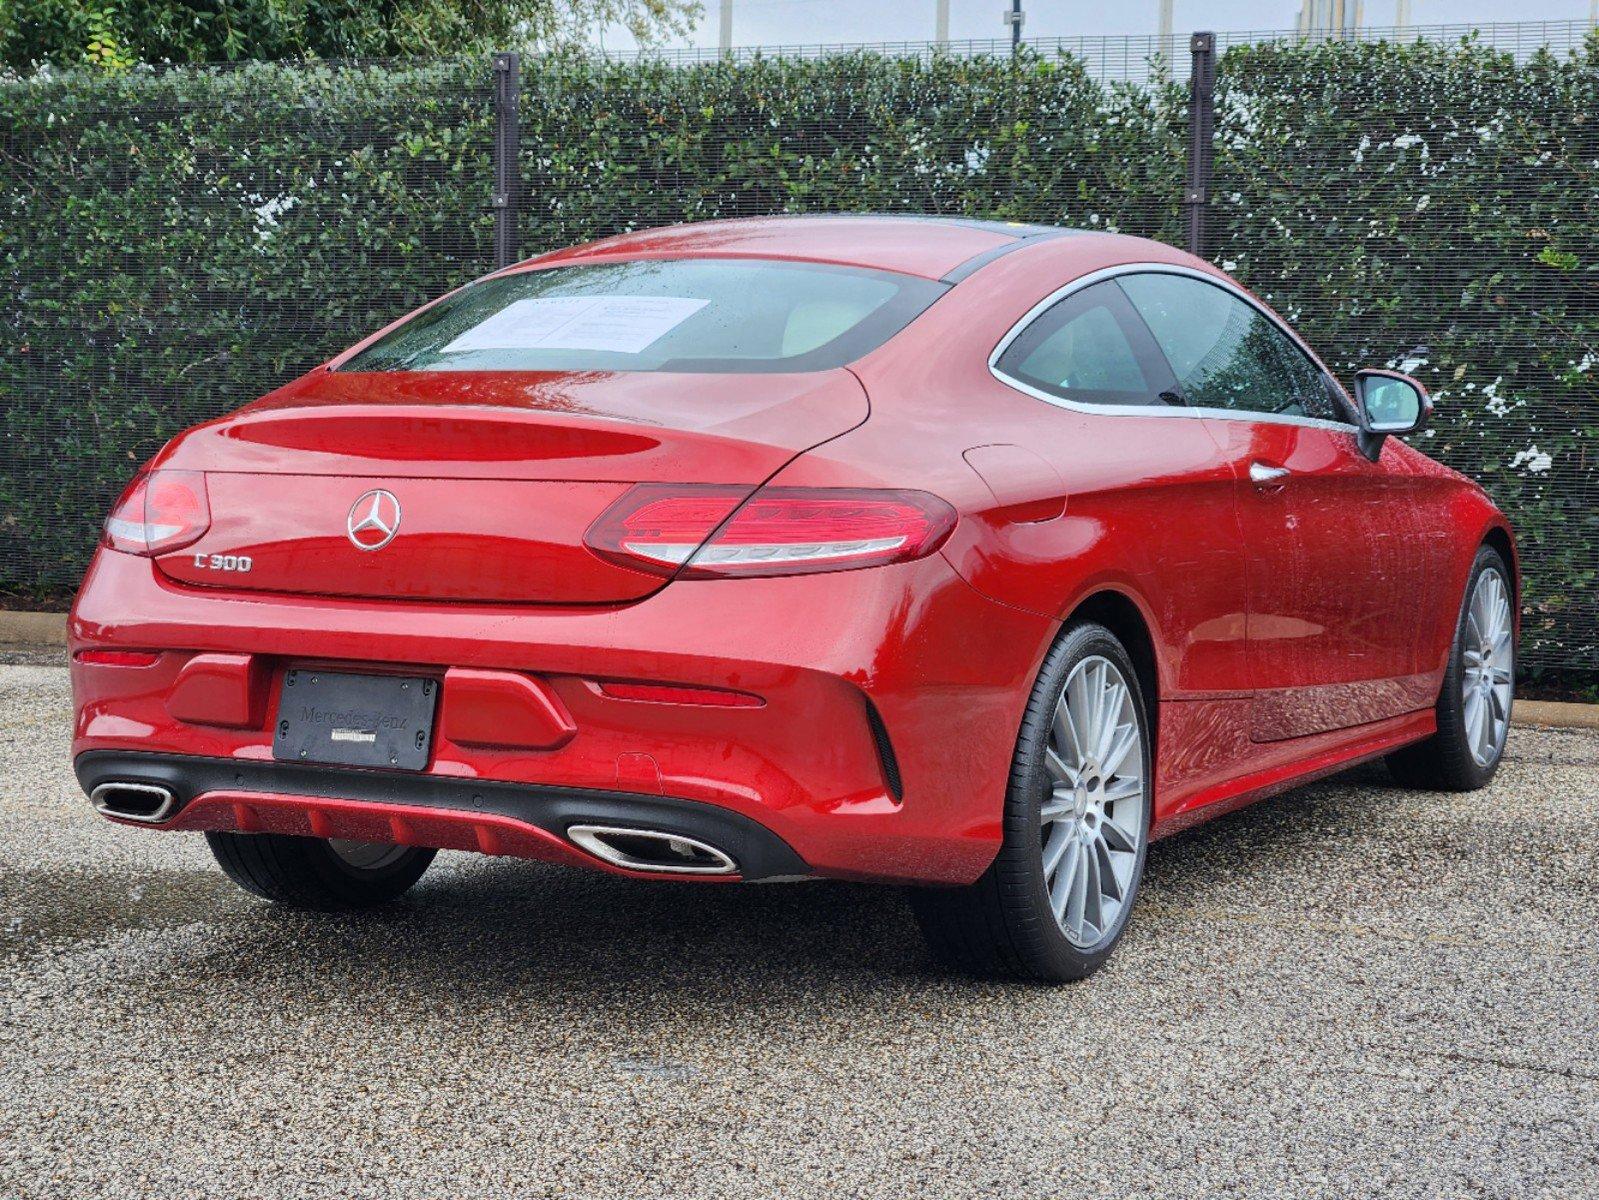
xmin=518 ymin=214 xmax=1020 ymax=280
xmin=70 ymin=217 xmax=1516 ymax=884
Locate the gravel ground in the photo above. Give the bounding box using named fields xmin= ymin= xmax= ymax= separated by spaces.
xmin=2 ymin=662 xmax=1597 ymax=1199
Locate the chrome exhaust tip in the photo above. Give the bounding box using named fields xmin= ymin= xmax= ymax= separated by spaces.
xmin=89 ymin=781 xmax=179 ymax=824
xmin=567 ymin=824 xmax=738 ymax=875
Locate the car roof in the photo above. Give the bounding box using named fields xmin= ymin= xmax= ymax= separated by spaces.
xmin=512 ymin=214 xmax=1093 ymax=282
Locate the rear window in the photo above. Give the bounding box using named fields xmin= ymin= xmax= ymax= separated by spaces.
xmin=342 ymin=258 xmax=947 ymax=374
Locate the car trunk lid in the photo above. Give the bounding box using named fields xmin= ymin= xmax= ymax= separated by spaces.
xmin=151 ymin=368 xmax=867 ymax=604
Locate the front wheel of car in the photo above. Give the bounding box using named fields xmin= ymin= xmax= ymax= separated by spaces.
xmin=910 ymin=621 xmax=1152 ymax=982
xmin=206 ymin=832 xmax=436 ymax=910
xmin=1387 ymin=545 xmax=1515 ymax=792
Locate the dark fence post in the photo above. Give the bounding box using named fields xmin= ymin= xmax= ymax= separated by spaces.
xmin=1183 ymin=31 xmax=1216 ymax=258
xmin=492 ymin=51 xmax=521 ymax=270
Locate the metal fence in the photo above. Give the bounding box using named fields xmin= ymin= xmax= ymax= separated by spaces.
xmin=1 ymin=22 xmax=1594 ymax=673
xmin=633 ymin=20 xmax=1594 ymax=81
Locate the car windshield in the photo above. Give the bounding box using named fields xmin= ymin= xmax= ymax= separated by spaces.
xmin=341 ymin=258 xmax=947 ymax=374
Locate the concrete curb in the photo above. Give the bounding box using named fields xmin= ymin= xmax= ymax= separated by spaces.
xmin=3 ymin=608 xmax=1596 ymax=730
xmin=0 ymin=610 xmax=66 ymax=646
xmin=1514 ymin=699 xmax=1599 ymax=731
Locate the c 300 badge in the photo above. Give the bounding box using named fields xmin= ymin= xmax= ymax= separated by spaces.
xmin=192 ymin=553 xmax=252 ymax=572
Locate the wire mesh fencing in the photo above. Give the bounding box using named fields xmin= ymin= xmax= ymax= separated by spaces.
xmin=632 ymin=33 xmax=1188 ymax=84
xmin=629 ymin=20 xmax=1593 ymax=83
xmin=1206 ymin=32 xmax=1597 ymax=673
xmin=1 ymin=23 xmax=1594 ymax=673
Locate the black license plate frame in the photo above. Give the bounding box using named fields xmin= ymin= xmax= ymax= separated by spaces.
xmin=272 ymin=669 xmax=439 ymax=771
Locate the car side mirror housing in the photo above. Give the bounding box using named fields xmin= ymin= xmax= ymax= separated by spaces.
xmin=1353 ymin=369 xmax=1431 ymax=460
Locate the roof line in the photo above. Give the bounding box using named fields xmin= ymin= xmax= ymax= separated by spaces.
xmin=940 ymin=227 xmax=1081 ymax=283
xmin=779 ymin=212 xmax=1064 ymax=238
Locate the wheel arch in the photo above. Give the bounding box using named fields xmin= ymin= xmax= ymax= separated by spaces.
xmin=1062 ymin=589 xmax=1161 ymax=755
xmin=1480 ymin=523 xmax=1519 ymax=614
xmin=1422 ymin=510 xmax=1520 ymax=677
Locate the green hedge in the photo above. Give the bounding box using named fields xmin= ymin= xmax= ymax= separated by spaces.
xmin=1 ymin=39 xmax=1594 ymax=669
xmin=512 ymin=52 xmax=1186 ymax=247
xmin=1211 ymin=37 xmax=1598 ymax=669
xmin=1 ymin=59 xmax=494 ymax=586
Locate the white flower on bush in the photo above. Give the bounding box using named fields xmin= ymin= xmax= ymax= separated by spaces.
xmin=1509 ymin=445 xmax=1553 ymax=474
xmin=254 ymin=194 xmax=297 ymax=237
xmin=1482 ymin=376 xmax=1516 ymax=417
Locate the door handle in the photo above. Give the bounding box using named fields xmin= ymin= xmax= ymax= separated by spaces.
xmin=1249 ymin=461 xmax=1291 ymax=488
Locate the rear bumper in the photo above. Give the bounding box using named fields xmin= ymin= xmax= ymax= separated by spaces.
xmin=75 ymin=750 xmax=808 ymax=881
xmin=70 ymin=546 xmax=1057 ymax=884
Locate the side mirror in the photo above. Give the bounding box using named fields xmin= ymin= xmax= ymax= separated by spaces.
xmin=1353 ymin=369 xmax=1431 ymax=460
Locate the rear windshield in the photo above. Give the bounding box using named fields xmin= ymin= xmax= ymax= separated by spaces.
xmin=341 ymin=258 xmax=947 ymax=374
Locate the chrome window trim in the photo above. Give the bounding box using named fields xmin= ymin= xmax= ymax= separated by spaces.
xmin=987 ymin=262 xmax=1359 ymax=431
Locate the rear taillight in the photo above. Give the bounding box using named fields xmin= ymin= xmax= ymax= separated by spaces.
xmin=102 ymin=470 xmax=210 ymax=556
xmin=586 ymin=484 xmax=956 ymax=579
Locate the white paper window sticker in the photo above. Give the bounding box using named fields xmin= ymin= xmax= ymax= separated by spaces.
xmin=442 ymin=296 xmax=710 ymax=356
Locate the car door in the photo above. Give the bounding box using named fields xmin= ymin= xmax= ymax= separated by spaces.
xmin=1116 ymin=270 xmax=1433 ymax=742
xmin=979 ymin=278 xmax=1255 ymax=698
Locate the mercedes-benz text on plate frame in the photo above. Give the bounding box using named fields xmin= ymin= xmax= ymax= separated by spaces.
xmin=68 ymin=215 xmax=1517 ymax=983
xmin=347 ymin=489 xmax=401 ymax=551
xmin=273 ymin=669 xmax=438 ymax=771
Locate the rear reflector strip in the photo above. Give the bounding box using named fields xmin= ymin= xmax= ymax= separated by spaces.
xmin=596 ymin=681 xmax=764 ymax=708
xmin=75 ymin=649 xmax=161 ymax=667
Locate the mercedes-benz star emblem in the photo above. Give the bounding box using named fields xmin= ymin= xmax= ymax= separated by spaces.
xmin=346 ymin=489 xmax=402 ymax=551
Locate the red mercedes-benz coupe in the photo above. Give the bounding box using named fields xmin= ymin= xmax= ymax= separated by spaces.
xmin=71 ymin=216 xmax=1516 ymax=980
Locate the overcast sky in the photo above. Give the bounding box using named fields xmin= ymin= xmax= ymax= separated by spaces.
xmin=597 ymin=0 xmax=1593 ymax=53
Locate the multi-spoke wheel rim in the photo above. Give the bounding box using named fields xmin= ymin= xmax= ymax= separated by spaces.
xmin=1040 ymin=655 xmax=1147 ymax=949
xmin=327 ymin=839 xmax=411 ymax=871
xmin=1462 ymin=567 xmax=1514 ymax=767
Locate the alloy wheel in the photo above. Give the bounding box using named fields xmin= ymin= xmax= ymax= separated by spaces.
xmin=1462 ymin=567 xmax=1514 ymax=767
xmin=1039 ymin=655 xmax=1148 ymax=949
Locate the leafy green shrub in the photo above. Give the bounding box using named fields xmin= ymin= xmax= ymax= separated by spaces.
xmin=1 ymin=60 xmax=494 ymax=586
xmin=1 ymin=0 xmax=700 ymax=71
xmin=513 ymin=50 xmax=1186 ymax=248
xmin=1212 ymin=35 xmax=1598 ymax=669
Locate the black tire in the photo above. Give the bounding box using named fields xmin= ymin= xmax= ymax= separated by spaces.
xmin=205 ymin=832 xmax=435 ymax=910
xmin=1387 ymin=545 xmax=1514 ymax=792
xmin=909 ymin=621 xmax=1152 ymax=982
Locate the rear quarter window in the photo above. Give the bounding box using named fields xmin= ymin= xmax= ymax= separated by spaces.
xmin=992 ymin=279 xmax=1177 ymax=407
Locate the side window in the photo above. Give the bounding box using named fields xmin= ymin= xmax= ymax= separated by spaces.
xmin=1117 ymin=273 xmax=1333 ymax=420
xmin=1273 ymin=338 xmax=1346 ymax=423
xmin=995 ymin=281 xmax=1176 ymax=407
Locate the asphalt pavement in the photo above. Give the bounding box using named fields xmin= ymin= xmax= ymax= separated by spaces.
xmin=3 ymin=661 xmax=1596 ymax=1199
